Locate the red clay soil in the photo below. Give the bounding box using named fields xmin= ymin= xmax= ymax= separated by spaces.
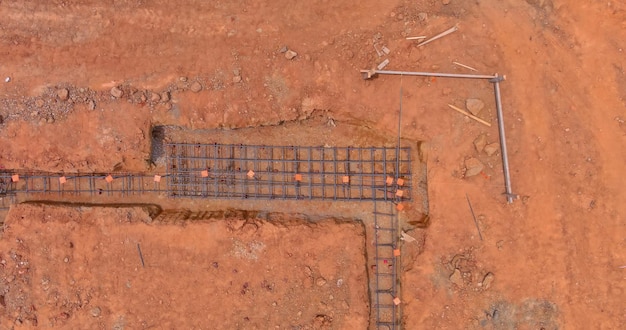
xmin=0 ymin=205 xmax=368 ymax=329
xmin=1 ymin=0 xmax=625 ymax=329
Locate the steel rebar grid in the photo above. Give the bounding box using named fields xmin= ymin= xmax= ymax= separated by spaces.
xmin=165 ymin=143 xmax=412 ymax=201
xmin=373 ymin=200 xmax=399 ymax=330
xmin=492 ymin=76 xmax=515 ymax=203
xmin=0 ymin=172 xmax=167 ymax=197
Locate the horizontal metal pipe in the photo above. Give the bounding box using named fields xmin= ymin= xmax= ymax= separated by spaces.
xmin=364 ymin=70 xmax=498 ymax=80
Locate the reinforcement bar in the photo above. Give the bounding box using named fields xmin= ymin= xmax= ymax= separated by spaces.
xmin=165 ymin=143 xmax=412 ymax=201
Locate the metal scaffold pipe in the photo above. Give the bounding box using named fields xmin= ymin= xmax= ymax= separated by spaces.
xmin=492 ymin=75 xmax=515 ymax=203
xmin=361 ymin=69 xmax=499 ymax=80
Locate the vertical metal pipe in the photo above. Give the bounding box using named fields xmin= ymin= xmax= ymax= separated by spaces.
xmin=493 ymin=77 xmax=514 ymax=203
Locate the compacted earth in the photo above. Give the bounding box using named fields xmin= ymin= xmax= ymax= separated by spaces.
xmin=1 ymin=0 xmax=625 ymax=329
xmin=0 ymin=205 xmax=368 ymax=329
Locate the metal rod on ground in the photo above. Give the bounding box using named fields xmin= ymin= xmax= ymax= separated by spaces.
xmin=361 ymin=69 xmax=497 ymax=80
xmin=396 ymin=86 xmax=403 ymax=181
xmin=137 ymin=243 xmax=145 ymax=268
xmin=465 ymin=194 xmax=483 ymax=241
xmin=492 ymin=75 xmax=515 ymax=203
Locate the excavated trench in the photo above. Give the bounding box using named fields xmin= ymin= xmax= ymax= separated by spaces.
xmin=0 ymin=119 xmax=430 ymax=329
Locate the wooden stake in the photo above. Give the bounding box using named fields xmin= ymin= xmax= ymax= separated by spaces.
xmin=453 ymin=61 xmax=478 ymax=72
xmin=418 ymin=25 xmax=459 ymax=47
xmin=447 ymin=104 xmax=491 ymax=127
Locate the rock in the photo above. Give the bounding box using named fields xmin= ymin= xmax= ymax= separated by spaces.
xmin=442 ymin=0 xmax=451 ymax=5
xmin=285 ymin=50 xmax=298 ymax=60
xmin=139 ymin=92 xmax=147 ymax=103
xmin=88 ymin=100 xmax=96 ymax=110
xmin=47 ymin=116 xmax=55 ymax=124
xmin=110 ymin=86 xmax=123 ymax=98
xmin=57 ymin=88 xmax=69 ymax=101
xmin=466 ymin=98 xmax=485 ymax=115
xmin=442 ymin=87 xmax=452 ymax=96
xmin=449 ymin=268 xmax=463 ymax=286
xmin=418 ymin=12 xmax=428 ymax=21
xmin=473 ymin=134 xmax=487 ymax=152
xmin=233 ymin=76 xmax=242 ymax=83
xmin=150 ymin=92 xmax=161 ymax=102
xmin=233 ymin=68 xmax=240 ymax=76
xmin=35 ymin=99 xmax=45 ymax=108
xmin=179 ymin=76 xmax=188 ymax=82
xmin=315 ymin=277 xmax=327 ymax=287
xmin=464 ymin=158 xmax=484 ymax=177
xmin=278 ymin=46 xmax=288 ymax=53
xmin=90 ymin=307 xmax=101 ymax=317
xmin=481 ymin=272 xmax=495 ymax=289
xmin=190 ymin=82 xmax=203 ymax=93
xmin=161 ymin=92 xmax=170 ymax=102
xmin=304 ymin=266 xmax=312 ymax=277
xmin=484 ymin=143 xmax=500 ymax=156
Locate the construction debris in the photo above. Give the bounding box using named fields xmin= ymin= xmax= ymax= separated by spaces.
xmin=400 ymin=231 xmax=417 ymax=243
xmin=373 ymin=44 xmax=383 ymax=57
xmin=453 ymin=61 xmax=478 ymax=72
xmin=418 ymin=25 xmax=459 ymax=47
xmin=447 ymin=104 xmax=491 ymax=127
xmin=190 ymin=81 xmax=203 ymax=93
xmin=110 ymin=86 xmax=123 ymax=98
xmin=465 ymin=98 xmax=485 ymax=115
xmin=481 ymin=272 xmax=495 ymax=289
xmin=377 ymin=59 xmax=390 ymax=70
xmin=381 ymin=46 xmax=391 ymax=55
xmin=464 ymin=158 xmax=484 ymax=177
xmin=484 ymin=143 xmax=500 ymax=156
xmin=57 ymin=88 xmax=69 ymax=101
xmin=285 ymin=50 xmax=297 ymax=60
xmin=405 ymin=36 xmax=426 ymax=40
xmin=473 ymin=134 xmax=487 ymax=152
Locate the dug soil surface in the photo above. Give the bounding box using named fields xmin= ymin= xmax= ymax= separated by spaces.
xmin=0 ymin=205 xmax=368 ymax=329
xmin=1 ymin=0 xmax=625 ymax=329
